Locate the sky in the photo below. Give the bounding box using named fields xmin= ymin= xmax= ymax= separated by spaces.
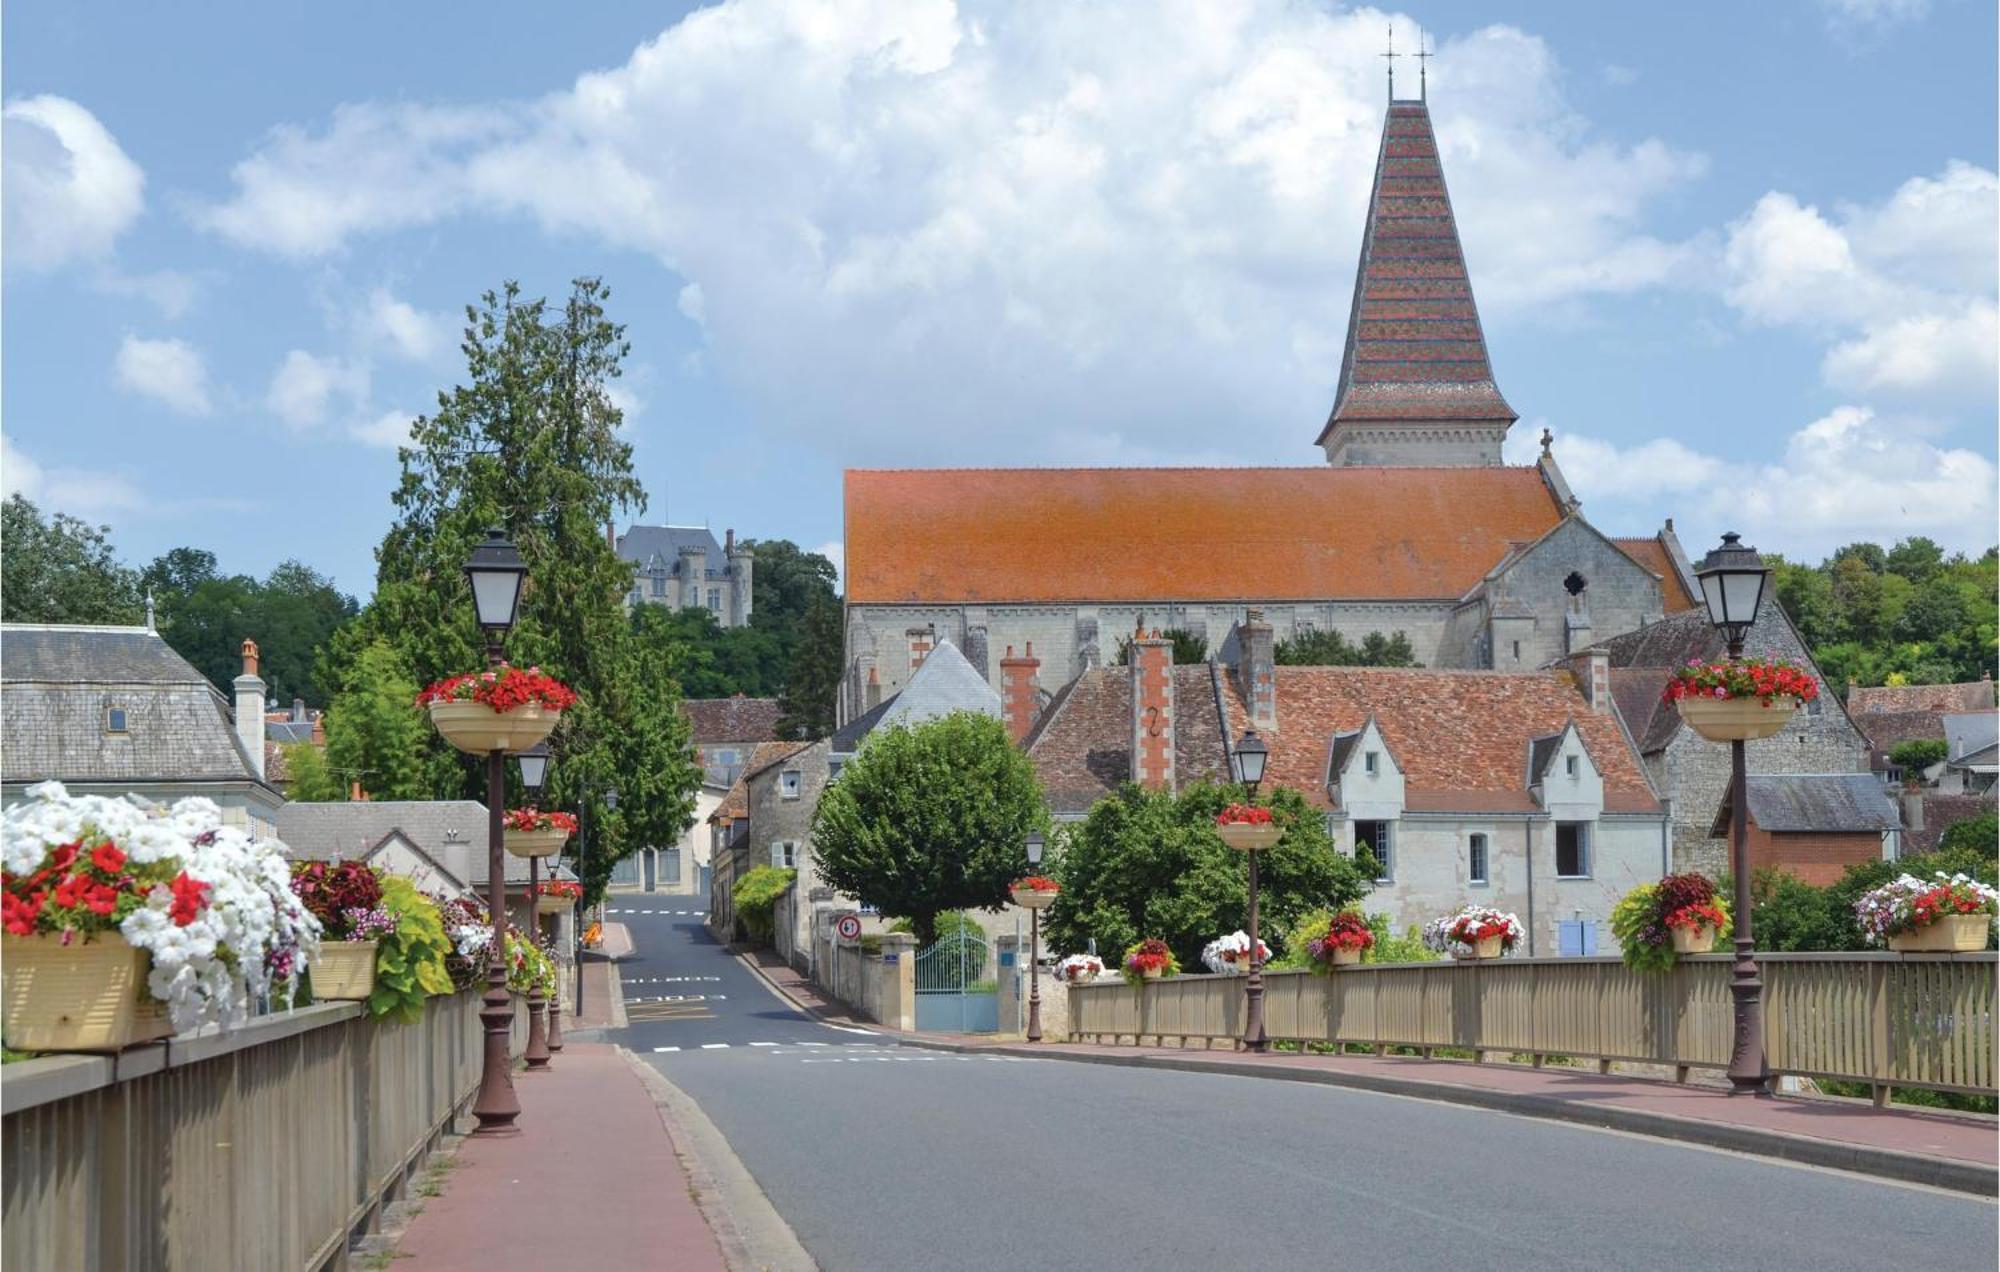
xmin=4 ymin=0 xmax=1996 ymax=600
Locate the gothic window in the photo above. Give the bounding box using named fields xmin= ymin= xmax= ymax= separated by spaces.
xmin=1563 ymin=572 xmax=1588 ymax=596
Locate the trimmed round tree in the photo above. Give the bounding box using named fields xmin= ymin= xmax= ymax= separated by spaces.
xmin=811 ymin=711 xmax=1048 ymax=947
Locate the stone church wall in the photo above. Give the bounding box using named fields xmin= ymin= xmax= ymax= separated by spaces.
xmin=1488 ymin=521 xmax=1666 ymax=669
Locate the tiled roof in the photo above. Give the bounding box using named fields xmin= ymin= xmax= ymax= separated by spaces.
xmin=1025 ymin=664 xmax=1236 ymax=814
xmin=1607 ymin=667 xmax=1678 ymax=756
xmin=1855 ymin=708 xmax=1946 ymax=759
xmin=1593 ymin=610 xmax=1725 ymax=670
xmin=1709 ymin=775 xmax=1902 ymax=836
xmin=1612 ymin=537 xmax=1697 ymax=612
xmin=711 ymin=741 xmax=801 ymax=821
xmin=680 ymin=696 xmax=784 ymax=744
xmin=741 ymin=740 xmax=812 ymax=785
xmin=1234 ymin=667 xmax=1659 ymax=814
xmin=1848 ymin=680 xmax=1996 ymax=716
xmin=1316 ymin=99 xmax=1514 ymax=443
xmin=845 ymin=467 xmax=1561 ymax=604
xmin=1903 ymin=791 xmax=1996 ymax=856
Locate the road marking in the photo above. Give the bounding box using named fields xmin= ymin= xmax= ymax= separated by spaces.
xmin=653 ymin=1046 xmax=681 ymax=1053
xmin=749 ymin=1041 xmax=777 ymax=1047
xmin=701 ymin=1043 xmax=730 ymax=1050
xmin=822 ymin=1024 xmax=878 ymax=1036
xmin=796 ymin=1041 xmax=827 ymax=1047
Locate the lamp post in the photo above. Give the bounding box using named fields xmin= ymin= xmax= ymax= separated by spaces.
xmin=1234 ymin=728 xmax=1270 ymax=1054
xmin=518 ymin=741 xmax=553 ymax=1071
xmin=467 ymin=529 xmax=528 ymax=1133
xmin=574 ymin=786 xmax=617 ymax=1018
xmin=1025 ymin=832 xmax=1046 ymax=1043
xmin=1695 ymin=531 xmax=1774 ymax=1094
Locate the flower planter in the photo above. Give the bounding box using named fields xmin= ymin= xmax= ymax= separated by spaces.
xmin=1675 ymin=695 xmax=1799 ymax=742
xmin=2 ymin=933 xmax=173 ymax=1053
xmin=1330 ymin=946 xmax=1364 ymax=966
xmin=1888 ymin=914 xmax=1991 ymax=953
xmin=1216 ymin=823 xmax=1282 ymax=852
xmin=428 ymin=700 xmax=560 ymax=755
xmin=537 ymin=894 xmax=573 ymax=915
xmin=1140 ymin=965 xmax=1163 ymax=980
xmin=1010 ymin=887 xmax=1058 ymax=910
xmin=1671 ymin=923 xmax=1718 ymax=955
xmin=505 ymin=827 xmax=569 ymax=859
xmin=312 ymin=939 xmax=379 ymax=1001
xmin=1457 ymin=935 xmax=1505 ymax=961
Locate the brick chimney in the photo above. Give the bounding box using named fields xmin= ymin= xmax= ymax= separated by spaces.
xmin=865 ymin=666 xmax=882 ymax=711
xmin=1000 ymin=643 xmax=1042 ymax=742
xmin=1568 ymin=647 xmax=1611 ymax=713
xmin=234 ymin=639 xmax=267 ymax=780
xmin=1234 ymin=610 xmax=1277 ymax=734
xmin=1130 ymin=628 xmax=1175 ymax=790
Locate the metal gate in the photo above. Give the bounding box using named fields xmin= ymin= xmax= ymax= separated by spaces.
xmin=914 ymin=927 xmax=998 ymax=1032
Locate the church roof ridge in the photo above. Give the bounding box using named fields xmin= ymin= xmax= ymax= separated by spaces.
xmin=843 ymin=463 xmax=1549 ymax=475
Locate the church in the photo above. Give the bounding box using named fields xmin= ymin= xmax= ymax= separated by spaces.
xmin=839 ymin=93 xmax=1699 ymax=725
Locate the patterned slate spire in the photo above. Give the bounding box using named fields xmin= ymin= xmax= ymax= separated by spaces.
xmin=1317 ymin=98 xmax=1515 ymax=462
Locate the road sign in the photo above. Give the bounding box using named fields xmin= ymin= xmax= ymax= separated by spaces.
xmin=836 ymin=914 xmax=863 ymax=941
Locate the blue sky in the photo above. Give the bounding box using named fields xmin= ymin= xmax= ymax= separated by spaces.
xmin=4 ymin=0 xmax=1995 ymax=600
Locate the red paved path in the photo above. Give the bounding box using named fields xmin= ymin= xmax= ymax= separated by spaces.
xmin=394 ymin=1044 xmax=725 ymax=1271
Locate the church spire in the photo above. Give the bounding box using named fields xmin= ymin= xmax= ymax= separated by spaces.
xmin=1315 ymin=94 xmax=1517 ymax=467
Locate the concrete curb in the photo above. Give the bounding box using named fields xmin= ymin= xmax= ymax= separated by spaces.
xmin=893 ymin=1037 xmax=2000 ymax=1198
xmin=731 ymin=949 xmax=875 ymax=1031
xmin=621 ymin=1048 xmax=817 ymax=1272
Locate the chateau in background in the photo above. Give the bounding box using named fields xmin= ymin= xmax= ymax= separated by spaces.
xmin=616 ymin=524 xmax=754 ymax=628
xmin=838 ymin=94 xmax=1699 ymax=723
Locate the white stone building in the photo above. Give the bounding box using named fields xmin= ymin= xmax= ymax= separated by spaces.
xmin=616 ymin=524 xmax=754 ymax=628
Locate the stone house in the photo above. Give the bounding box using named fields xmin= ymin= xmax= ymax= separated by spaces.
xmin=838 ymin=95 xmax=1704 ymax=722
xmin=610 ymin=695 xmax=783 ymax=894
xmin=1 ymin=623 xmax=285 ymax=836
xmin=1845 ymin=677 xmax=1997 ymax=781
xmin=1595 ymin=607 xmax=1869 ymax=876
xmin=708 ymin=740 xmax=807 ymax=938
xmin=1707 ymin=776 xmax=1902 ymax=886
xmin=1024 ymin=617 xmax=1670 ymax=957
xmin=616 ymin=524 xmax=753 ymax=628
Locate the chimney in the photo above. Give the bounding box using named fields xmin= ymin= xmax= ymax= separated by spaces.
xmin=234 ymin=639 xmax=267 ymax=780
xmin=1901 ymin=791 xmax=1925 ymax=833
xmin=292 ymin=696 xmax=307 ymax=723
xmin=1234 ymin=610 xmax=1277 ymax=733
xmin=1000 ymin=643 xmax=1042 ymax=743
xmin=351 ymin=780 xmax=367 ymax=802
xmin=725 ymin=528 xmax=735 ymax=554
xmin=312 ymin=712 xmax=325 ymax=746
xmin=1130 ymin=628 xmax=1176 ymax=790
xmin=865 ymin=666 xmax=883 ymax=711
xmin=1568 ymin=648 xmax=1611 ymax=713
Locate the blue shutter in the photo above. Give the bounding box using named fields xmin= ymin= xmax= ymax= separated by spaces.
xmin=1582 ymin=920 xmax=1599 ymax=956
xmin=1558 ymin=920 xmax=1584 ymax=957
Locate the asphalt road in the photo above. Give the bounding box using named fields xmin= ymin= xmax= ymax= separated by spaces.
xmin=605 ymin=896 xmax=1999 ymax=1272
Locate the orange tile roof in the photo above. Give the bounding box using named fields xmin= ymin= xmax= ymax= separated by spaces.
xmin=1613 ymin=537 xmax=1697 ymax=612
xmin=1222 ymin=666 xmax=1659 ymax=814
xmin=846 ymin=467 xmax=1562 ymax=604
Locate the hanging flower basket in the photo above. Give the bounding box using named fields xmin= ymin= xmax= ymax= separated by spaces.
xmin=1857 ymin=874 xmax=1997 ymax=953
xmin=1423 ymin=906 xmax=1523 ymax=960
xmin=1305 ymin=910 xmax=1375 ymax=973
xmin=1 ymin=934 xmax=173 ymax=1052
xmin=1010 ymin=876 xmax=1060 ymax=910
xmin=1675 ymin=695 xmax=1800 ymax=741
xmin=313 ymin=939 xmax=381 ymax=1001
xmin=1215 ymin=804 xmax=1281 ymax=852
xmin=418 ymin=667 xmax=576 ymax=755
xmin=537 ymin=880 xmax=582 ymax=914
xmin=504 ymin=809 xmax=578 ymax=859
xmin=1121 ymin=938 xmax=1178 ymax=985
xmin=1663 ymin=659 xmax=1815 ymax=742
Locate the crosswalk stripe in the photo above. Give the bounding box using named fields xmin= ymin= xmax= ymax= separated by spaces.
xmin=701 ymin=1043 xmax=730 ymax=1050
xmin=749 ymin=1041 xmax=777 ymax=1047
xmin=653 ymin=1046 xmax=680 ymax=1053
xmin=797 ymin=1041 xmax=827 ymax=1047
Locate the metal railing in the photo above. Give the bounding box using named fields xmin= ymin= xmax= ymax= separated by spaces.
xmin=1 ymin=990 xmax=518 ymax=1271
xmin=1069 ymin=953 xmax=1997 ymax=1097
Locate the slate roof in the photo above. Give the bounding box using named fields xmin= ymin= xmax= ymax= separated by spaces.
xmin=1245 ymin=667 xmax=1659 ymax=814
xmin=832 ymin=694 xmax=897 ymax=755
xmin=877 ymin=640 xmax=1000 ymax=727
xmin=1848 ymin=680 xmax=1995 ymax=716
xmin=1943 ymin=712 xmax=1999 ymax=766
xmin=615 ymin=525 xmax=736 ymax=577
xmin=845 ymin=467 xmax=1563 ymax=604
xmin=1024 ymin=663 xmax=1237 ymax=815
xmin=1902 ymin=791 xmax=1997 ymax=856
xmin=1317 ymin=99 xmax=1514 ymax=443
xmin=1854 ymin=709 xmax=1947 ymax=757
xmin=1612 ymin=537 xmax=1698 ymax=612
xmin=0 ymin=623 xmax=270 ymax=789
xmin=680 ymin=696 xmax=784 ymax=744
xmin=274 ymin=799 xmax=543 ymax=884
xmin=709 ymin=741 xmax=801 ymax=822
xmin=1708 ymin=775 xmax=1902 ymax=837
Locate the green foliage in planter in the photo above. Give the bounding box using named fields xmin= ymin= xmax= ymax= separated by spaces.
xmin=1734 ymin=839 xmax=2000 ymax=952
xmin=1275 ymin=908 xmax=1435 ymax=967
xmin=733 ymin=866 xmax=796 ymax=945
xmin=1888 ymin=739 xmax=1948 ymax=772
xmin=369 ymin=877 xmax=455 ymax=1022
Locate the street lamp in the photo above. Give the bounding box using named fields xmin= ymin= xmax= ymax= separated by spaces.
xmin=518 ymin=742 xmax=554 ymax=1071
xmin=1025 ymin=831 xmax=1046 ymax=1043
xmin=465 ymin=529 xmax=527 ymax=1133
xmin=1695 ymin=531 xmax=1774 ymax=1094
xmin=1233 ymin=728 xmax=1271 ymax=1054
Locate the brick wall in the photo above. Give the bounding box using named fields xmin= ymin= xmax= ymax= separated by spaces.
xmin=1129 ymin=632 xmax=1175 ymax=789
xmin=1744 ymin=824 xmax=1889 ymax=886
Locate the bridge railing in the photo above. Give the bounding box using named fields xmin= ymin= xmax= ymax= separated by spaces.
xmin=1069 ymin=953 xmax=1996 ymax=1097
xmin=1 ymin=990 xmax=522 ymax=1271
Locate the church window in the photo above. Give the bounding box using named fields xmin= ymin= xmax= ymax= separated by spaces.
xmin=1563 ymin=571 xmax=1587 ymax=596
xmin=1556 ymin=822 xmax=1590 ymax=878
xmin=1468 ymin=833 xmax=1489 ymax=885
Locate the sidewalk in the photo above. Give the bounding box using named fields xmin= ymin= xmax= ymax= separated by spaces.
xmin=738 ymin=946 xmax=877 ymax=1029
xmin=392 ymin=1044 xmax=726 ymax=1271
xmin=735 ymin=950 xmax=1997 ymax=1196
xmin=562 ymin=921 xmax=631 ymax=1031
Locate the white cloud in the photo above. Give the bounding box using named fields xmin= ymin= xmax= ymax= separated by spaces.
xmin=2 ymin=96 xmax=145 ymax=271
xmin=813 ymin=539 xmax=846 ymax=589
xmin=360 ymin=287 xmax=451 ymax=361
xmin=2 ymin=433 xmax=145 ymax=517
xmin=350 ymin=409 xmax=416 ymax=449
xmin=92 ymin=267 xmax=199 ymax=319
xmin=114 ymin=335 xmax=212 ymax=415
xmin=1721 ymin=162 xmax=1997 ymax=404
xmin=1818 ymin=0 xmax=1929 ymax=28
xmin=1502 ymin=425 xmax=1724 ymax=500
xmin=196 ymin=2 xmax=1708 ymax=464
xmin=266 ymin=350 xmax=368 ymax=431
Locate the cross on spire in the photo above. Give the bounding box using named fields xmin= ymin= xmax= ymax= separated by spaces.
xmin=1416 ymin=30 xmax=1431 ymax=101
xmin=1381 ymin=26 xmax=1398 ymax=101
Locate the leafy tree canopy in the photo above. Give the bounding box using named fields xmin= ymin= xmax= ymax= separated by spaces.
xmin=1771 ymin=536 xmax=1996 ymax=690
xmin=323 ymin=640 xmax=430 ymax=801
xmin=1043 ymin=781 xmax=1373 ymax=970
xmin=811 ymin=711 xmax=1048 ymax=945
xmin=1 ymin=495 xmax=142 ymax=625
xmin=144 ymin=552 xmax=357 ymax=705
xmin=1736 ymin=839 xmax=1999 ymax=953
xmin=1274 ymin=628 xmax=1417 ymax=667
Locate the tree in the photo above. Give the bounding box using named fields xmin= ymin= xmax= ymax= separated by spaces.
xmin=1939 ymin=813 xmax=1998 ymax=857
xmin=323 ymin=641 xmax=430 ymax=800
xmin=1112 ymin=628 xmax=1209 ymax=666
xmin=283 ymin=741 xmax=345 ymax=802
xmin=1274 ymin=628 xmax=1417 ymax=667
xmin=811 ymin=711 xmax=1048 ymax=945
xmin=777 ymin=590 xmax=843 ymax=739
xmin=142 ymin=552 xmax=357 ymax=705
xmin=1043 ymin=781 xmax=1373 ymax=970
xmin=1886 ymin=536 xmax=1946 ymax=584
xmin=1 ymin=495 xmax=142 ymax=624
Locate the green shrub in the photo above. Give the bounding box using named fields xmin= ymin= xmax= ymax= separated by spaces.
xmin=1362 ymin=913 xmax=1436 ymax=964
xmin=734 ymin=866 xmax=796 ymax=945
xmin=1889 ymin=739 xmax=1949 ymax=773
xmin=369 ymin=877 xmax=455 ymax=1023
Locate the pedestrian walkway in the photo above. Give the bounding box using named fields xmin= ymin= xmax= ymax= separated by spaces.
xmin=392 ymin=1044 xmax=726 ymax=1271
xmin=737 ymin=946 xmax=877 ymax=1030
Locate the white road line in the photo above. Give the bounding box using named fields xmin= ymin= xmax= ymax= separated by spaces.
xmin=701 ymin=1043 xmax=730 ymax=1050
xmin=653 ymin=1046 xmax=680 ymax=1053
xmin=822 ymin=1024 xmax=878 ymax=1036
xmin=797 ymin=1041 xmax=828 ymax=1047
xmin=749 ymin=1041 xmax=777 ymax=1047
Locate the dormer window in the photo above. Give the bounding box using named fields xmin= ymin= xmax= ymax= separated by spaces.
xmin=1364 ymin=751 xmax=1379 ymax=776
xmin=104 ymin=706 xmax=128 ymax=734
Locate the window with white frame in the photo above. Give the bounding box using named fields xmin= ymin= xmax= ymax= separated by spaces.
xmin=1364 ymin=751 xmax=1379 ymax=776
xmin=770 ymin=841 xmax=798 ymax=868
xmin=708 ymin=587 xmax=722 ymax=612
xmin=780 ymin=770 xmax=802 ymax=799
xmin=1468 ymin=833 xmax=1489 ymax=885
xmin=1556 ymin=822 xmax=1590 ymax=878
xmin=104 ymin=705 xmax=128 ymax=733
xmin=1354 ymin=820 xmax=1393 ymax=881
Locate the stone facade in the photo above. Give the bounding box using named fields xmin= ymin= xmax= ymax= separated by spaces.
xmin=616 ymin=525 xmax=754 ymax=628
xmin=744 ymin=740 xmax=832 ymax=952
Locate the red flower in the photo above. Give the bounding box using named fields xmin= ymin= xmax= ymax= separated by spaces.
xmin=1012 ymin=876 xmax=1060 ymax=893
xmin=48 ymin=842 xmax=79 ymax=874
xmin=91 ymin=842 xmax=128 ymax=875
xmin=1216 ymin=804 xmax=1274 ymax=827
xmin=2 ymin=892 xmax=39 ymax=936
xmin=170 ymin=872 xmax=211 ymax=927
xmin=84 ymin=883 xmax=121 ymax=917
xmin=53 ymin=872 xmax=85 ymax=909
